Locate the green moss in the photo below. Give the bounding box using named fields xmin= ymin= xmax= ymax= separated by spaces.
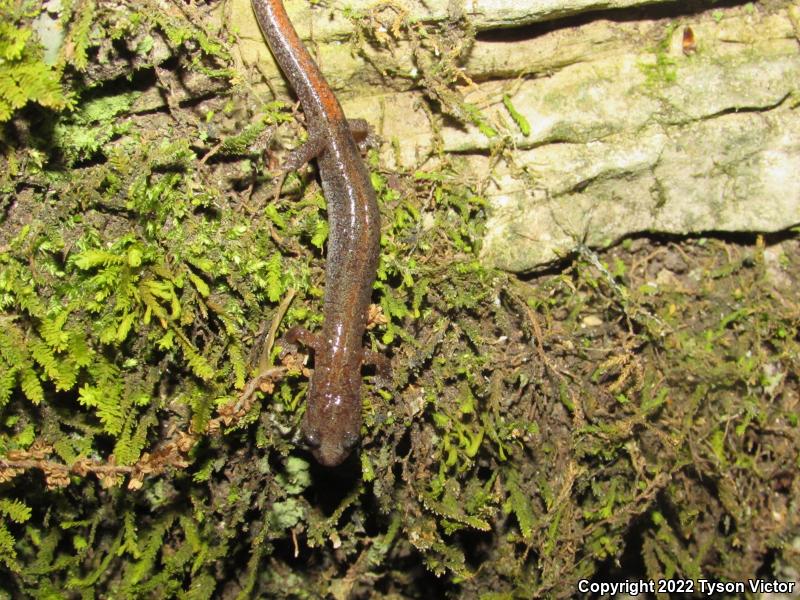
xmin=0 ymin=1 xmax=75 ymax=122
xmin=639 ymin=22 xmax=680 ymax=87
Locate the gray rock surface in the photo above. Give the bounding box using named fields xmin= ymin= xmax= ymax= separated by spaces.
xmin=478 ymin=8 xmax=800 ymax=269
xmin=235 ymin=0 xmax=800 ymax=271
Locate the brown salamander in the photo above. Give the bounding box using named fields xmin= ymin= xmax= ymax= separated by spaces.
xmin=251 ymin=0 xmax=381 ymax=466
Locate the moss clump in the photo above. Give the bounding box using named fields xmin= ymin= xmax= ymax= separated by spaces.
xmin=0 ymin=1 xmax=75 ymax=121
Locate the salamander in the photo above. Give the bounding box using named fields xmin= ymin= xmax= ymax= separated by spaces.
xmin=251 ymin=0 xmax=381 ymax=466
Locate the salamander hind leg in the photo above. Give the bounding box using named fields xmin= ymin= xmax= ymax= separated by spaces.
xmin=270 ymin=133 xmax=327 ymax=203
xmin=347 ymin=118 xmax=376 ymax=152
xmin=281 ymin=133 xmax=326 ymax=172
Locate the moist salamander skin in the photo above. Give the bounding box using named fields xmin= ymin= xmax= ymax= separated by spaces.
xmin=252 ymin=0 xmax=382 ymax=467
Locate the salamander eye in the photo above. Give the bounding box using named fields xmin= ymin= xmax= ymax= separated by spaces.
xmin=342 ymin=431 xmax=359 ymax=450
xmin=304 ymin=431 xmax=321 ymax=449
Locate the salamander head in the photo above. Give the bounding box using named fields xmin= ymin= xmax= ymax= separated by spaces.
xmin=302 ymin=378 xmax=361 ymax=467
xmin=303 ymin=424 xmax=359 ymax=467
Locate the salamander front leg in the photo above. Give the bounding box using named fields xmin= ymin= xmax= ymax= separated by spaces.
xmin=280 ymin=326 xmax=321 ymax=356
xmin=362 ymin=347 xmax=391 ymax=387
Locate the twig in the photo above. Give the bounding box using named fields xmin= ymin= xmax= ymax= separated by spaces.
xmin=259 ymin=288 xmax=297 ymax=372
